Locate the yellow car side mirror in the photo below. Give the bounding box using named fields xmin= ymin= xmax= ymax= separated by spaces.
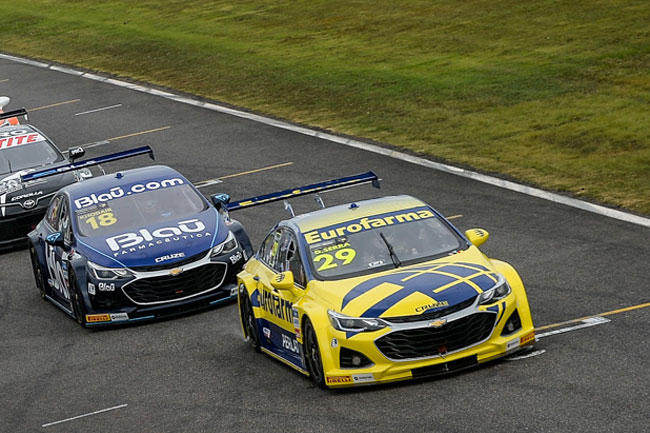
xmin=465 ymin=228 xmax=489 ymax=247
xmin=271 ymin=271 xmax=295 ymax=291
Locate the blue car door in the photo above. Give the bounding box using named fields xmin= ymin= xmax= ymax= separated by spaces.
xmin=43 ymin=195 xmax=73 ymax=309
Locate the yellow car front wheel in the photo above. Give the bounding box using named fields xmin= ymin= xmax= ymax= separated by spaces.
xmin=241 ymin=294 xmax=261 ymax=352
xmin=303 ymin=318 xmax=326 ymax=389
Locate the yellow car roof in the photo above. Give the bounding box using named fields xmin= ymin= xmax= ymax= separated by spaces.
xmin=291 ymin=195 xmax=428 ymax=232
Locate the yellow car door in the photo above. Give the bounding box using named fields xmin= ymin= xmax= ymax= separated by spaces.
xmin=254 ymin=227 xmax=307 ymax=369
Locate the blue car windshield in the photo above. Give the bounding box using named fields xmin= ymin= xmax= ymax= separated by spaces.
xmin=75 ymin=184 xmax=207 ymax=237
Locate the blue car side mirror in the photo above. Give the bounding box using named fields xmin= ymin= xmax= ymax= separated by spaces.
xmin=211 ymin=193 xmax=231 ymax=211
xmin=45 ymin=232 xmax=65 ymax=247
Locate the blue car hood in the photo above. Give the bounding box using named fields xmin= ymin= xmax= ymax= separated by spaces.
xmin=77 ymin=208 xmax=227 ymax=268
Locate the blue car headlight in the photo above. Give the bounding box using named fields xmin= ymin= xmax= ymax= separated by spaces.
xmin=88 ymin=261 xmax=133 ymax=280
xmin=211 ymin=231 xmax=238 ymax=257
xmin=479 ymin=275 xmax=511 ymax=304
xmin=328 ymin=310 xmax=387 ymax=332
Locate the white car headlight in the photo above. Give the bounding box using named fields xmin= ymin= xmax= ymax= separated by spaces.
xmin=328 ymin=310 xmax=387 ymax=332
xmin=211 ymin=231 xmax=238 ymax=257
xmin=479 ymin=275 xmax=511 ymax=304
xmin=88 ymin=261 xmax=133 ymax=280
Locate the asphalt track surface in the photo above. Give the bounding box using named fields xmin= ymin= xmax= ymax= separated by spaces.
xmin=1 ymin=57 xmax=649 ymax=433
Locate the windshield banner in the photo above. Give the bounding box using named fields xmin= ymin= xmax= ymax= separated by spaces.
xmin=303 ymin=206 xmax=436 ymax=245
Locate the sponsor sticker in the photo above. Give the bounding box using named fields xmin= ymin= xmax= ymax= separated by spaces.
xmin=0 ymin=132 xmax=46 ymax=150
xmin=292 ymin=308 xmax=301 ymax=338
xmin=87 ymin=282 xmax=96 ymax=295
xmin=228 ymin=251 xmax=242 ymax=264
xmin=155 ymin=252 xmax=185 ymax=263
xmin=98 ymin=282 xmax=115 ymax=292
xmin=415 ymin=300 xmax=450 ymax=313
xmin=110 ymin=313 xmax=129 ymax=322
xmin=263 ymin=327 xmax=271 ymax=338
xmin=86 ymin=314 xmax=111 ymax=323
xmin=326 ymin=375 xmax=352 ymax=385
xmin=352 ymin=374 xmax=375 ymax=384
xmin=520 ymin=331 xmax=536 ymax=346
xmin=105 ymin=218 xmax=210 ymax=257
xmin=303 ymin=207 xmax=436 ymax=245
xmin=73 ymin=177 xmax=185 ymax=210
xmin=281 ymin=334 xmax=300 ymax=354
xmin=330 ymin=338 xmax=338 ymax=348
xmin=506 ymin=338 xmax=519 ymax=351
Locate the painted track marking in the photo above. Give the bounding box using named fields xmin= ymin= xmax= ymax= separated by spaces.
xmin=537 ymin=316 xmax=611 ymax=339
xmin=195 ymin=161 xmax=294 ymax=189
xmin=67 ymin=126 xmax=171 ymax=152
xmin=104 ymin=126 xmax=170 ymax=142
xmin=0 ymin=78 xmax=8 ymax=83
xmin=41 ymin=404 xmax=127 ymax=428
xmin=536 ymin=301 xmax=650 ymax=331
xmin=75 ymin=103 xmax=122 ymax=116
xmin=29 ymin=99 xmax=80 ymax=111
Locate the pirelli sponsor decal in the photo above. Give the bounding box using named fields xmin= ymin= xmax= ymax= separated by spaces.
xmin=303 ymin=206 xmax=436 ymax=245
xmin=520 ymin=331 xmax=536 ymax=346
xmin=86 ymin=314 xmax=111 ymax=323
xmin=326 ymin=375 xmax=353 ymax=384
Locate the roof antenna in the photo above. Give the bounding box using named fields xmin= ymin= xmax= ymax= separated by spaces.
xmin=314 ymin=193 xmax=325 ymax=209
xmin=283 ymin=200 xmax=295 ymax=217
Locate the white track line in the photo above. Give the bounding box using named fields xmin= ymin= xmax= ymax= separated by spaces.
xmin=536 ymin=316 xmax=611 ymax=339
xmin=2 ymin=53 xmax=650 ymax=228
xmin=75 ymin=104 xmax=122 ymax=116
xmin=41 ymin=404 xmax=127 ymax=428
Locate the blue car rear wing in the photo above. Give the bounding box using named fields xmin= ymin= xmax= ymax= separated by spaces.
xmin=225 ymin=171 xmax=380 ymax=212
xmin=0 ymin=108 xmax=28 ymax=121
xmin=21 ymin=145 xmax=155 ymax=182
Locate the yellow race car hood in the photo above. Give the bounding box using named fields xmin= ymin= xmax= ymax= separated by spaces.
xmin=311 ymin=247 xmax=499 ymax=319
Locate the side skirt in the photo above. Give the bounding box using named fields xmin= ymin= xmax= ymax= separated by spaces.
xmin=261 ymin=347 xmax=309 ymax=376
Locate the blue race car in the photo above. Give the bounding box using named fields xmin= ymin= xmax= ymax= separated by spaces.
xmin=27 ymin=164 xmax=253 ymax=327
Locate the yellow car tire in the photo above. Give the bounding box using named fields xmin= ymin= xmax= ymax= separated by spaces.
xmin=303 ymin=318 xmax=326 ymax=389
xmin=240 ymin=294 xmax=261 ymax=352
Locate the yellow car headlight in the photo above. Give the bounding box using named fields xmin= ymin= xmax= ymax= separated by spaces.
xmin=328 ymin=310 xmax=387 ymax=332
xmin=479 ymin=275 xmax=511 ymax=304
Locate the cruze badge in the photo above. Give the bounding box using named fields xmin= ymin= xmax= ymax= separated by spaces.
xmin=428 ymin=319 xmax=447 ymax=328
xmin=169 ymin=268 xmax=184 ymax=276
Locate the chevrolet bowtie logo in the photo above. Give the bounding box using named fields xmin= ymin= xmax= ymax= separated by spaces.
xmin=429 ymin=318 xmax=447 ymax=328
xmin=169 ymin=268 xmax=184 ymax=276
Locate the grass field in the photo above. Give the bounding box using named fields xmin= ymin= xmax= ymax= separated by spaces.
xmin=2 ymin=0 xmax=649 ymax=214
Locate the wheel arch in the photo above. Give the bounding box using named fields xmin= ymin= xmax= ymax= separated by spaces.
xmin=490 ymin=258 xmax=534 ymax=329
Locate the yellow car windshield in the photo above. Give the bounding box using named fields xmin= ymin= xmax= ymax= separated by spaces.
xmin=303 ymin=208 xmax=462 ymax=280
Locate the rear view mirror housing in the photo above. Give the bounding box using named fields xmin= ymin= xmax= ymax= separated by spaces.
xmin=465 ymin=228 xmax=489 ymax=247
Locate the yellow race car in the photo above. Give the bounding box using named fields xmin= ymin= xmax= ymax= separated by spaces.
xmin=225 ymin=172 xmax=535 ymax=388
